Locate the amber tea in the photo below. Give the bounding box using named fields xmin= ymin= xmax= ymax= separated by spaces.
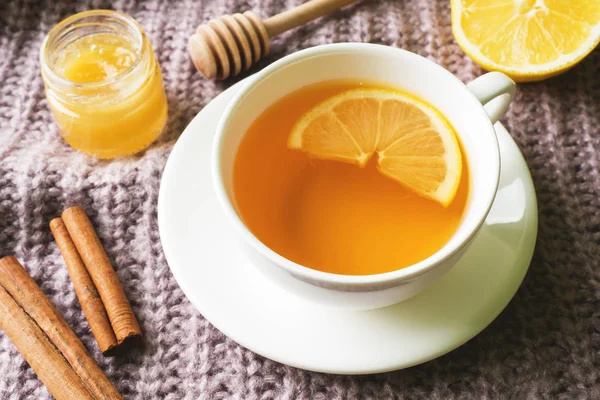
xmin=233 ymin=80 xmax=469 ymax=276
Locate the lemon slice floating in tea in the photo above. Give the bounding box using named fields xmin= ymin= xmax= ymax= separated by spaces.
xmin=452 ymin=0 xmax=600 ymax=82
xmin=288 ymin=89 xmax=462 ymax=207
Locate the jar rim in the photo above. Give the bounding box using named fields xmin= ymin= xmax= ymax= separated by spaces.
xmin=40 ymin=9 xmax=147 ymax=90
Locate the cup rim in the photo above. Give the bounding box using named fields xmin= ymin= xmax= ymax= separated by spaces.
xmin=212 ymin=42 xmax=501 ymax=286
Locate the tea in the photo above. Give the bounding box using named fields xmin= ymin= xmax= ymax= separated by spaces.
xmin=233 ymin=80 xmax=469 ymax=275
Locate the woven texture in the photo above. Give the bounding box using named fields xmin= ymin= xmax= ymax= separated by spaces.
xmin=1 ymin=0 xmax=600 ymax=398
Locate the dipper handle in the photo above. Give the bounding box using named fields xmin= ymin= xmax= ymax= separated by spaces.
xmin=263 ymin=0 xmax=359 ymax=37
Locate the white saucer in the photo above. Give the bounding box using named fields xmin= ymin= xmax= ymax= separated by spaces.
xmin=158 ymin=79 xmax=538 ymax=375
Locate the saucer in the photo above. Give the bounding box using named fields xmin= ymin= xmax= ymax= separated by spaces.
xmin=158 ymin=79 xmax=538 ymax=374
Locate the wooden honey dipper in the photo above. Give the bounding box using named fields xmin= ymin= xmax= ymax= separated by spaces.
xmin=188 ymin=0 xmax=359 ymax=80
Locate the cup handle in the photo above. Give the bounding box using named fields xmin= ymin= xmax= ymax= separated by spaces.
xmin=466 ymin=72 xmax=516 ymax=124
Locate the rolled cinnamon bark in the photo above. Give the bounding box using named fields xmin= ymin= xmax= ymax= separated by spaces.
xmin=50 ymin=217 xmax=118 ymax=355
xmin=0 ymin=283 xmax=94 ymax=400
xmin=0 ymin=256 xmax=122 ymax=400
xmin=61 ymin=206 xmax=142 ymax=347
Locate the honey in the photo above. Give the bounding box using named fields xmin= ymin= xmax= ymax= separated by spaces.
xmin=233 ymin=80 xmax=469 ymax=276
xmin=40 ymin=10 xmax=168 ymax=159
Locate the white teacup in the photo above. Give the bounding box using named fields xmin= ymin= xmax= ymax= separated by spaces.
xmin=213 ymin=43 xmax=515 ymax=310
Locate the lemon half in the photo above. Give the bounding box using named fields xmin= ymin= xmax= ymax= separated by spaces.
xmin=452 ymin=0 xmax=600 ymax=82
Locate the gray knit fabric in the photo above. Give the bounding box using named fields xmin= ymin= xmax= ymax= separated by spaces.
xmin=1 ymin=0 xmax=599 ymax=398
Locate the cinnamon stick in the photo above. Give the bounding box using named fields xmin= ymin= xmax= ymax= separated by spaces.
xmin=50 ymin=218 xmax=118 ymax=355
xmin=61 ymin=206 xmax=142 ymax=346
xmin=0 ymin=256 xmax=122 ymax=400
xmin=0 ymin=283 xmax=94 ymax=400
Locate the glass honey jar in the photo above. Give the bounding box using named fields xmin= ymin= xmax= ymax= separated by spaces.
xmin=40 ymin=10 xmax=168 ymax=159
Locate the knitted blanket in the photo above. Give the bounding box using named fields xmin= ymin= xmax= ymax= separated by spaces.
xmin=1 ymin=0 xmax=599 ymax=398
